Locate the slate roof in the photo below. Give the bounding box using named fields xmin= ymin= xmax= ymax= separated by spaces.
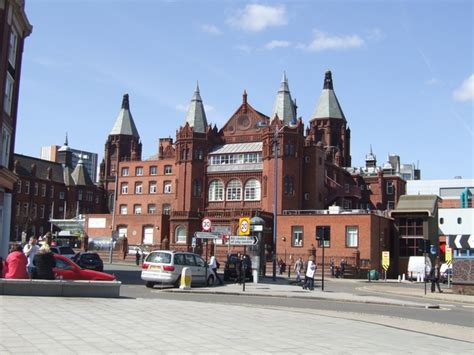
xmin=271 ymin=72 xmax=296 ymax=125
xmin=310 ymin=70 xmax=346 ymax=121
xmin=209 ymin=142 xmax=262 ymax=155
xmin=184 ymin=83 xmax=208 ymax=133
xmin=110 ymin=94 xmax=140 ymax=137
xmin=391 ymin=195 xmax=440 ymax=217
xmin=14 ymin=154 xmax=64 ymax=183
xmin=71 ymin=159 xmax=93 ymax=186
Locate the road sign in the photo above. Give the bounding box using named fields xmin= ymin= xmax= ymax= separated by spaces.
xmin=229 ymin=235 xmax=258 ymax=245
xmin=382 ymin=251 xmax=390 ymax=271
xmin=239 ymin=217 xmax=251 ymax=235
xmin=194 ymin=232 xmax=219 ymax=239
xmin=445 ymin=247 xmax=452 ymax=265
xmin=448 ymin=234 xmax=474 ymax=250
xmin=201 ymin=218 xmax=212 ymax=232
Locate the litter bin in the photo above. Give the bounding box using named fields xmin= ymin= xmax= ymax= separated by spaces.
xmin=368 ymin=269 xmax=379 ymax=281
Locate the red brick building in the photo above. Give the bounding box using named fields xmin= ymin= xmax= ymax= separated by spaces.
xmin=0 ymin=0 xmax=31 ymax=257
xmin=85 ymin=71 xmax=404 ymax=275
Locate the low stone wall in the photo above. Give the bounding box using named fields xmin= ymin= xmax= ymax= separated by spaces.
xmin=0 ymin=279 xmax=121 ymax=298
xmin=452 ymin=258 xmax=474 ymax=295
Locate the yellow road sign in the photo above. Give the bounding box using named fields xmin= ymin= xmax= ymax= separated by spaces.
xmin=239 ymin=217 xmax=251 ymax=236
xmin=445 ymin=247 xmax=452 ymax=265
xmin=382 ymin=251 xmax=390 ymax=271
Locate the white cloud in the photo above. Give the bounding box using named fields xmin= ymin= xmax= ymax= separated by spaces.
xmin=264 ymin=40 xmax=291 ymax=50
xmin=453 ymin=74 xmax=474 ymax=102
xmin=366 ymin=28 xmax=385 ymax=41
xmin=200 ymin=24 xmax=221 ymax=35
xmin=227 ymin=4 xmax=288 ymax=32
xmin=298 ymin=30 xmax=365 ymax=52
xmin=234 ymin=44 xmax=253 ymax=54
xmin=426 ymin=78 xmax=440 ymax=86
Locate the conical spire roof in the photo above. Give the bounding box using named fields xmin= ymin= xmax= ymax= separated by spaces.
xmin=110 ymin=94 xmax=140 ymax=137
xmin=71 ymin=155 xmax=93 ymax=186
xmin=184 ymin=82 xmax=208 ymax=133
xmin=58 ymin=132 xmax=71 ymax=152
xmin=310 ymin=70 xmax=346 ymax=121
xmin=271 ymin=72 xmax=296 ymax=124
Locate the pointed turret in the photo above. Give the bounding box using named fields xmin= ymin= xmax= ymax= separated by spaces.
xmin=110 ymin=94 xmax=140 ymax=137
xmin=184 ymin=82 xmax=208 ymax=133
xmin=57 ymin=132 xmax=73 ymax=168
xmin=271 ymin=72 xmax=297 ymax=124
xmin=310 ymin=70 xmax=346 ymax=121
xmin=71 ymin=155 xmax=93 ymax=186
xmin=365 ymin=145 xmax=377 ymax=169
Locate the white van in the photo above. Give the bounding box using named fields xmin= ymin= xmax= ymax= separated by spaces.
xmin=407 ymin=256 xmax=432 ymax=280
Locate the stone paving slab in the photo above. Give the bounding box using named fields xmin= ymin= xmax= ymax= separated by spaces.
xmin=0 ymin=296 xmax=472 ymax=354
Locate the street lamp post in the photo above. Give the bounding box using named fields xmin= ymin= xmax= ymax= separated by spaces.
xmin=109 ymin=172 xmax=118 ymax=264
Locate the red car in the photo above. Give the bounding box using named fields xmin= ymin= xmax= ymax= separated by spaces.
xmin=53 ymin=254 xmax=116 ymax=281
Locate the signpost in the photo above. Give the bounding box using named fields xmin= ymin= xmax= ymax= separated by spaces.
xmin=201 ymin=218 xmax=212 ymax=232
xmin=445 ymin=246 xmax=452 ymax=288
xmin=228 ymin=235 xmax=258 ymax=246
xmin=238 ymin=217 xmax=251 ymax=236
xmin=382 ymin=251 xmax=390 ymax=281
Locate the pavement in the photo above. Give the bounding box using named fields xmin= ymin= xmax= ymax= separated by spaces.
xmin=1 ymin=275 xmax=473 ymax=354
xmin=160 ymin=274 xmax=474 ymax=308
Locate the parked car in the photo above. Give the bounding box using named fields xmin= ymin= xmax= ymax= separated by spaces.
xmin=53 ymin=254 xmax=115 ymax=281
xmin=72 ymin=252 xmax=104 ymax=272
xmin=223 ymin=253 xmax=252 ymax=282
xmin=141 ymin=250 xmax=215 ymax=288
xmin=50 ymin=246 xmax=76 ymax=259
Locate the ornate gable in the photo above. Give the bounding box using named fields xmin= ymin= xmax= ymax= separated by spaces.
xmin=220 ymin=91 xmax=269 ymax=143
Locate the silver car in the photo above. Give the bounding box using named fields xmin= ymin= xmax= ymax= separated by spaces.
xmin=141 ymin=250 xmax=215 ymax=288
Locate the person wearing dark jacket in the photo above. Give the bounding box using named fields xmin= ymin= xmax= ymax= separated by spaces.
xmin=33 ymin=244 xmax=56 ymax=280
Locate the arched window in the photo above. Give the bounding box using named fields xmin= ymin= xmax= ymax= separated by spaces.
xmin=193 ymin=179 xmax=202 ymax=197
xmin=244 ymin=179 xmax=261 ymax=201
xmin=284 ymin=176 xmax=294 ymax=195
xmin=175 ymin=225 xmax=186 ymax=244
xmin=226 ymin=179 xmax=242 ymax=201
xmin=208 ymin=180 xmax=224 ymax=201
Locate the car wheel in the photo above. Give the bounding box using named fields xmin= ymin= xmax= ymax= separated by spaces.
xmin=207 ymin=275 xmax=215 ymax=287
xmin=145 ymin=281 xmax=156 ymax=288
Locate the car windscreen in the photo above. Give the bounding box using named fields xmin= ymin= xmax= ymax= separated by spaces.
xmin=82 ymin=254 xmax=101 ymax=262
xmin=146 ymin=252 xmax=172 ymax=264
xmin=60 ymin=247 xmax=75 ymax=254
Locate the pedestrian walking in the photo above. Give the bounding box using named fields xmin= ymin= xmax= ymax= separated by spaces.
xmin=33 ymin=244 xmax=56 ymax=280
xmin=3 ymin=244 xmax=28 ymax=279
xmin=135 ymin=249 xmax=140 ymax=266
xmin=294 ymin=257 xmax=304 ymax=282
xmin=329 ymin=257 xmax=335 ymax=277
xmin=209 ymin=255 xmax=223 ymax=285
xmin=340 ymin=258 xmax=346 ymax=278
xmin=302 ymin=256 xmax=316 ymax=290
xmin=430 ymin=262 xmax=443 ymax=293
xmin=23 ymin=237 xmax=39 ymax=277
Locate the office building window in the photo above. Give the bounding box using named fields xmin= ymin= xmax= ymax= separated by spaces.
xmin=346 ymin=226 xmax=358 ymax=247
xmin=59 ymin=191 xmax=65 ymax=200
xmin=41 ymin=184 xmax=46 ymax=197
xmin=121 ymin=183 xmax=128 ymax=194
xmin=121 ymin=167 xmax=129 ymax=176
xmin=244 ymin=179 xmax=261 ymax=201
xmin=208 ymin=180 xmax=224 ymax=201
xmin=8 ymin=28 xmax=18 ymax=67
xmin=3 ymin=73 xmax=14 ymax=115
xmin=164 ymin=181 xmax=172 ymax=194
xmin=387 ymin=181 xmax=394 ymax=195
xmin=34 ymin=183 xmax=39 ymax=196
xmin=148 ymin=204 xmax=156 ymax=214
xmin=134 ymin=204 xmax=142 ymax=215
xmin=162 ymin=204 xmax=171 ymax=215
xmin=120 ymin=205 xmax=127 ymax=215
xmin=292 ymin=226 xmax=303 ymax=247
xmin=136 ymin=167 xmax=143 ymax=176
xmin=226 ymin=179 xmax=242 ymax=201
xmin=135 ymin=182 xmax=143 ymax=194
xmin=1 ymin=126 xmax=12 ymax=167
xmin=149 ymin=182 xmax=157 ymax=194
xmin=316 ymin=226 xmax=330 ymax=247
xmin=50 ymin=186 xmax=54 ymax=198
xmin=150 ymin=166 xmax=157 ymax=175
xmin=164 ymin=165 xmax=172 ymax=175
xmin=40 ymin=205 xmax=45 ymax=219
xmin=25 ymin=182 xmax=30 ymax=194
xmin=192 ymin=179 xmax=201 ymax=197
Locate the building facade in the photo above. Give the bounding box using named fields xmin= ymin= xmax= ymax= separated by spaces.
xmin=0 ymin=0 xmax=31 ymax=257
xmin=84 ymin=71 xmax=413 ymax=276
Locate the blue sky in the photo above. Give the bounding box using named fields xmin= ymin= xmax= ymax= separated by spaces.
xmin=16 ymin=0 xmax=473 ymax=180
